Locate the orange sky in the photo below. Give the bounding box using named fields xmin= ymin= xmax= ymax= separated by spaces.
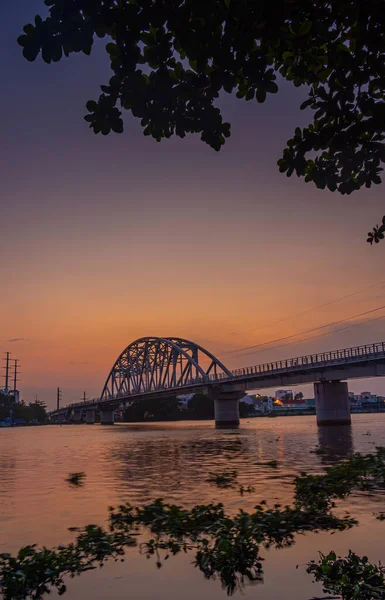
xmin=2 ymin=1 xmax=385 ymax=407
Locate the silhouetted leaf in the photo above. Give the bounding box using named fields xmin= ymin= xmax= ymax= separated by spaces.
xmin=17 ymin=0 xmax=385 ymax=242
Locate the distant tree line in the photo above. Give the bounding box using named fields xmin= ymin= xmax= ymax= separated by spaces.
xmin=0 ymin=392 xmax=48 ymax=424
xmin=122 ymin=394 xmax=253 ymax=422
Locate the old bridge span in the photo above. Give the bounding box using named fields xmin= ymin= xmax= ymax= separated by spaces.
xmin=50 ymin=337 xmax=385 ymax=427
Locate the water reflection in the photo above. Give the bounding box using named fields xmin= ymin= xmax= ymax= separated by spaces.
xmin=105 ymin=433 xmax=253 ymax=502
xmin=317 ymin=424 xmax=354 ymax=462
xmin=102 ymin=422 xmax=359 ymax=507
xmin=0 ymin=443 xmax=17 ymax=533
xmin=0 ymin=454 xmax=16 ymax=483
xmin=1 ymin=417 xmax=385 ymax=600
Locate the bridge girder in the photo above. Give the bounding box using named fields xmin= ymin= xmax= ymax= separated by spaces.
xmin=100 ymin=336 xmax=232 ymax=401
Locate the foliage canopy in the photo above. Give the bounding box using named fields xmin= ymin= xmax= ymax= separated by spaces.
xmin=18 ymin=1 xmax=385 ymax=240
xmin=0 ymin=396 xmax=48 ymax=424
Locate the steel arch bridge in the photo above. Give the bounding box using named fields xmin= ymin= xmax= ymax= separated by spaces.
xmin=100 ymin=337 xmax=232 ymax=401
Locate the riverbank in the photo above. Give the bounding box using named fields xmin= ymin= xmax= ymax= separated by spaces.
xmin=0 ymin=421 xmax=47 ymax=428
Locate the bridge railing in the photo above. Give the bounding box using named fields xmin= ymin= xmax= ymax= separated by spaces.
xmin=212 ymin=341 xmax=385 ymax=381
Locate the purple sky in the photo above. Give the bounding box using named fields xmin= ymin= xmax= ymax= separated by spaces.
xmin=1 ymin=1 xmax=385 ymax=407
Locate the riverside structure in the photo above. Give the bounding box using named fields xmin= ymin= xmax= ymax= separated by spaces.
xmin=49 ymin=337 xmax=385 ymax=428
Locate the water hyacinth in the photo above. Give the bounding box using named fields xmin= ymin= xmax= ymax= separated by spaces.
xmin=2 ymin=448 xmax=385 ymax=599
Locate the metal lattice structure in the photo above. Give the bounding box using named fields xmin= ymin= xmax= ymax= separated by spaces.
xmin=100 ymin=337 xmax=232 ymax=400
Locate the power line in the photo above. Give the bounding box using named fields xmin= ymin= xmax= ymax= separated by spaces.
xmin=227 ymin=313 xmax=385 ymax=362
xmin=224 ymin=303 xmax=385 ymax=356
xmin=230 ymin=278 xmax=385 ymax=336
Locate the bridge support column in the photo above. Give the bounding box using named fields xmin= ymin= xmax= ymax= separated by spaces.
xmin=100 ymin=408 xmax=114 ymax=425
xmin=314 ymin=381 xmax=351 ymax=426
xmin=214 ymin=397 xmax=240 ymax=428
xmin=86 ymin=409 xmax=96 ymax=425
xmin=73 ymin=409 xmax=82 ymax=424
xmin=209 ymin=384 xmax=245 ymax=428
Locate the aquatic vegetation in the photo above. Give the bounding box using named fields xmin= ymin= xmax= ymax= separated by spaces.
xmin=206 ymin=470 xmax=255 ymax=496
xmin=0 ymin=527 xmax=134 ymax=600
xmin=0 ymin=497 xmax=355 ymax=598
xmin=2 ymin=448 xmax=385 ymax=599
xmin=237 ymin=485 xmax=255 ymax=496
xmin=295 ymin=447 xmax=385 ymax=513
xmin=206 ymin=470 xmax=255 ymax=495
xmin=109 ymin=498 xmax=354 ymax=594
xmin=307 ymin=551 xmax=385 ymax=600
xmin=255 ymin=460 xmax=279 ymax=468
xmin=206 ymin=470 xmax=238 ymax=488
xmin=66 ymin=472 xmax=86 ymax=487
xmin=310 ymin=447 xmax=328 ymax=455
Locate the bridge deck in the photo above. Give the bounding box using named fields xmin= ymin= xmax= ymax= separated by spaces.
xmin=50 ymin=341 xmax=385 ymax=414
xmin=218 ymin=341 xmax=385 ymax=381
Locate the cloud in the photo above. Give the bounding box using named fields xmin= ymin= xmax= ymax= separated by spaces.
xmin=7 ymin=337 xmax=30 ymax=343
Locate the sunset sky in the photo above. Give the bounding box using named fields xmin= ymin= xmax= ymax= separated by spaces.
xmin=2 ymin=1 xmax=385 ymax=408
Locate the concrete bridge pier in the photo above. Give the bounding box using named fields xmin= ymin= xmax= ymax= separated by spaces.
xmin=100 ymin=408 xmax=114 ymax=425
xmin=314 ymin=381 xmax=351 ymax=426
xmin=73 ymin=409 xmax=82 ymax=424
xmin=209 ymin=384 xmax=245 ymax=428
xmin=86 ymin=409 xmax=96 ymax=425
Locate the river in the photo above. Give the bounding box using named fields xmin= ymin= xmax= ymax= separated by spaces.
xmin=1 ymin=414 xmax=385 ymax=599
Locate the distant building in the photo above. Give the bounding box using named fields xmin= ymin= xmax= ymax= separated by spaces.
xmin=286 ymin=398 xmax=307 ymax=406
xmin=261 ymin=397 xmax=274 ymax=413
xmin=349 ymin=395 xmax=361 ymax=406
xmin=360 ymin=395 xmax=385 ymax=411
xmin=275 ymin=389 xmax=293 ymax=402
xmin=177 ymin=393 xmax=195 ymax=409
xmin=273 ymin=403 xmax=309 ymax=412
xmin=240 ymin=394 xmax=255 ymax=405
xmin=243 ymin=395 xmax=274 ymax=413
xmin=363 ymin=395 xmax=379 ymax=404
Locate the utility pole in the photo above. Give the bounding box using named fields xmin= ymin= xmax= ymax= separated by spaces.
xmin=83 ymin=391 xmax=87 ymax=403
xmin=57 ymin=387 xmax=61 ymax=411
xmin=3 ymin=352 xmax=11 ymax=394
xmin=13 ymin=359 xmax=20 ymax=403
